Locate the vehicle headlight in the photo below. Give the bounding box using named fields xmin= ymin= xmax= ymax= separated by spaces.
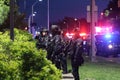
xmin=83 ymin=41 xmax=86 ymax=45
xmin=108 ymin=44 xmax=113 ymax=49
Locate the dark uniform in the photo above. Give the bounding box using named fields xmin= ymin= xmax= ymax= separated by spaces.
xmin=51 ymin=34 xmax=64 ymax=69
xmin=60 ymin=38 xmax=69 ymax=74
xmin=46 ymin=35 xmax=54 ymax=60
xmin=71 ymin=29 xmax=84 ymax=80
xmin=36 ymin=29 xmax=49 ymax=49
xmin=49 ymin=27 xmax=68 ymax=73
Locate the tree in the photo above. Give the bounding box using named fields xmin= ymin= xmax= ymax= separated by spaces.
xmin=103 ymin=0 xmax=118 ymax=18
xmin=50 ymin=17 xmax=90 ymax=34
xmin=0 ymin=0 xmax=28 ymax=31
xmin=103 ymin=0 xmax=120 ymax=31
xmin=0 ymin=0 xmax=9 ymax=25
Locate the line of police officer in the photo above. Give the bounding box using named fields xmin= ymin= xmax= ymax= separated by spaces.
xmin=35 ymin=27 xmax=84 ymax=80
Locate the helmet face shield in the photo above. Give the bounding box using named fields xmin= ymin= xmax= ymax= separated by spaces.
xmin=41 ymin=31 xmax=48 ymax=36
xmin=42 ymin=32 xmax=46 ymax=36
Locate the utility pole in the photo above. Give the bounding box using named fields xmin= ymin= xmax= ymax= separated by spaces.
xmin=91 ymin=0 xmax=96 ymax=62
xmin=10 ymin=0 xmax=14 ymax=41
xmin=118 ymin=0 xmax=120 ymax=8
xmin=28 ymin=15 xmax=32 ymax=33
xmin=24 ymin=0 xmax=26 ymax=12
xmin=47 ymin=0 xmax=50 ymax=30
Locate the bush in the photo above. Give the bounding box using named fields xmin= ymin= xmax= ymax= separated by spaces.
xmin=0 ymin=29 xmax=62 ymax=80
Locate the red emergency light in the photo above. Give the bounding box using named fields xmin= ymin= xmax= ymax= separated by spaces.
xmin=66 ymin=32 xmax=88 ymax=40
xmin=79 ymin=33 xmax=87 ymax=40
xmin=79 ymin=33 xmax=87 ymax=36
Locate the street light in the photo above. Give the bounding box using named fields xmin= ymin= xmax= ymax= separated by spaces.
xmin=32 ymin=0 xmax=42 ymax=23
xmin=28 ymin=12 xmax=36 ymax=33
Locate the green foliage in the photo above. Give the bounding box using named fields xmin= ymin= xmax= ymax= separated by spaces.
xmin=0 ymin=29 xmax=62 ymax=80
xmin=104 ymin=10 xmax=110 ymax=17
xmin=0 ymin=0 xmax=9 ymax=25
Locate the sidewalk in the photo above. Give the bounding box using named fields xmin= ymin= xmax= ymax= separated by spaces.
xmin=96 ymin=56 xmax=120 ymax=63
xmin=62 ymin=73 xmax=74 ymax=80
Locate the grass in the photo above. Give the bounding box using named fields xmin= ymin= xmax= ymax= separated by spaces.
xmin=67 ymin=57 xmax=120 ymax=80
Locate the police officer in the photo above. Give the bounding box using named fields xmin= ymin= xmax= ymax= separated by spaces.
xmin=48 ymin=26 xmax=62 ymax=67
xmin=36 ymin=28 xmax=49 ymax=49
xmin=60 ymin=38 xmax=69 ymax=74
xmin=50 ymin=26 xmax=68 ymax=73
xmin=71 ymin=28 xmax=84 ymax=80
xmin=46 ymin=33 xmax=54 ymax=60
xmin=35 ymin=32 xmax=41 ymax=49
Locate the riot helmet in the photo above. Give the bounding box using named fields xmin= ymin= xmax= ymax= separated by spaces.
xmin=51 ymin=25 xmax=61 ymax=36
xmin=40 ymin=28 xmax=48 ymax=37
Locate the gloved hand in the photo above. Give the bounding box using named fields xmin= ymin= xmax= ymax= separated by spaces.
xmin=73 ymin=59 xmax=77 ymax=62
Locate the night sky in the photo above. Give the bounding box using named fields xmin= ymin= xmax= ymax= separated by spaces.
xmin=18 ymin=0 xmax=110 ymax=28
